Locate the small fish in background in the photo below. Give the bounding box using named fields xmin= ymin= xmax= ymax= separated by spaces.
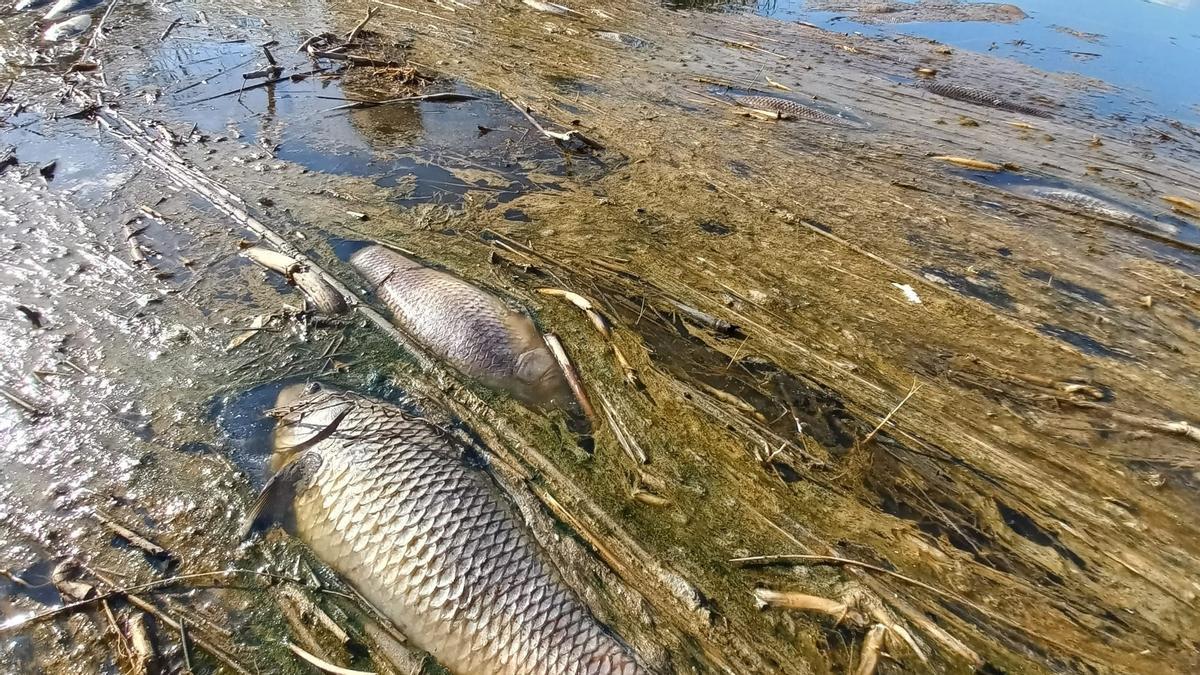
xmin=246 ymin=384 xmax=646 ymax=675
xmin=13 ymin=0 xmax=53 ymax=11
xmin=42 ymin=14 xmax=91 ymax=42
xmin=350 ymin=244 xmax=576 ymax=409
xmin=43 ymin=0 xmax=101 ymax=20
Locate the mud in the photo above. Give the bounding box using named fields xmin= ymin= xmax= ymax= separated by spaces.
xmin=2 ymin=0 xmax=1200 ymax=673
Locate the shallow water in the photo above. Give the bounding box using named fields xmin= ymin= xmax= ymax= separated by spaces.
xmin=3 ymin=0 xmax=1200 ymax=671
xmin=680 ymin=0 xmax=1200 ymax=124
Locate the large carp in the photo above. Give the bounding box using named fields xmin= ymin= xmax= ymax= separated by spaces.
xmin=249 ymin=384 xmax=644 ymax=675
xmin=350 ymin=245 xmax=574 ymax=408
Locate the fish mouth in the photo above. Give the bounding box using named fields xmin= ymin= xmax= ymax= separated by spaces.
xmin=274 ymin=381 xmax=319 ymax=409
xmin=269 ymin=382 xmax=353 ymax=468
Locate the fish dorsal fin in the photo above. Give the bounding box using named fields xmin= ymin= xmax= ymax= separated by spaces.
xmin=240 ymin=451 xmax=323 ymax=538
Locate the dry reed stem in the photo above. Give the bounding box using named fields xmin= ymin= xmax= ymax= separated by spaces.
xmin=288 ymin=641 xmax=376 ymax=675
xmin=855 ymin=624 xmax=888 ymax=675
xmin=862 ymin=379 xmax=921 ymax=445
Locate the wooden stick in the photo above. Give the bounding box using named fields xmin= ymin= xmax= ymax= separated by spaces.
xmin=501 ymin=94 xmax=604 ymax=150
xmin=90 ymin=510 xmax=171 ymax=558
xmin=308 ymin=50 xmax=402 ymax=67
xmin=346 ymin=5 xmax=379 ymax=44
xmin=0 ymin=569 xmax=292 ymax=633
xmin=1071 ymin=401 xmax=1200 ymax=444
xmin=753 ymin=588 xmax=854 ymax=618
xmin=0 ymin=386 xmax=40 ymax=414
xmin=323 ymin=91 xmax=478 ymax=112
xmin=855 ymin=624 xmax=888 ymax=675
xmin=179 ymin=616 xmax=193 ymax=674
xmin=596 ymin=390 xmax=647 ymax=464
xmin=543 ymin=333 xmax=595 ymax=421
xmin=159 ymin=17 xmax=181 ymax=41
xmin=288 ymin=642 xmax=375 ymax=675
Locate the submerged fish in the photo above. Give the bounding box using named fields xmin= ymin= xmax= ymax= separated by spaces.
xmin=350 ymin=245 xmax=573 ymax=407
xmin=249 ymin=384 xmax=645 ymax=675
xmin=1015 ymin=185 xmax=1178 ymax=236
xmin=42 ymin=13 xmax=90 ymax=41
xmin=730 ymin=94 xmax=863 ymax=128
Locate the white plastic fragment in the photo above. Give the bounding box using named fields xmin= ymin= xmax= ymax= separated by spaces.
xmin=891 ymin=283 xmax=922 ymax=304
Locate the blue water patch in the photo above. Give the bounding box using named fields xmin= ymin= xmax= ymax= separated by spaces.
xmin=677 ymin=0 xmax=1200 ymax=125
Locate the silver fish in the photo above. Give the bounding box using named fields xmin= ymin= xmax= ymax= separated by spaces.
xmin=350 ymin=245 xmax=572 ymax=407
xmin=250 ymin=384 xmax=645 ymax=675
xmin=43 ymin=0 xmax=88 ymax=20
xmin=1016 ymin=185 xmax=1178 ymax=236
xmin=42 ymin=14 xmax=90 ymax=41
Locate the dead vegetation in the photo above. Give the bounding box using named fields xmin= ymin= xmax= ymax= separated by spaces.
xmin=2 ymin=0 xmax=1199 ymax=672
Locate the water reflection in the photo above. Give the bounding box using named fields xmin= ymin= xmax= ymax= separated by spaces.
xmin=1146 ymin=0 xmax=1193 ymax=9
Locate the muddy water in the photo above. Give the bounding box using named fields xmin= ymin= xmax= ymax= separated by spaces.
xmin=2 ymin=0 xmax=1200 ymax=673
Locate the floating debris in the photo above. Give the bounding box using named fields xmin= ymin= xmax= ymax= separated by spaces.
xmin=16 ymin=305 xmax=43 ymax=329
xmin=537 ymin=287 xmax=611 ymax=336
xmin=523 ymin=0 xmax=574 ymax=15
xmin=891 ymin=283 xmax=922 ymax=304
xmin=1162 ymin=195 xmax=1200 ymax=219
xmin=592 ymin=30 xmax=651 ymax=49
xmin=242 ymin=247 xmax=349 ymax=315
xmin=931 ymin=155 xmax=1004 ymax=171
xmin=44 ymin=0 xmax=100 ymax=20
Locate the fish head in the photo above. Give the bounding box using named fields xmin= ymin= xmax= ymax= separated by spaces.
xmin=512 ymin=346 xmax=578 ymax=412
xmin=270 ymin=382 xmax=352 ymax=468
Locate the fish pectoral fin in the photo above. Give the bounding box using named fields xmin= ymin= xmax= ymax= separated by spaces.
xmin=239 ymin=451 xmax=323 ymax=538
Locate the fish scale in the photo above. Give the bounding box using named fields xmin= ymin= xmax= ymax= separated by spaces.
xmin=278 ymin=389 xmax=645 ymax=675
xmin=350 ymin=245 xmax=573 ymax=407
xmin=921 ymin=81 xmax=1052 ymax=118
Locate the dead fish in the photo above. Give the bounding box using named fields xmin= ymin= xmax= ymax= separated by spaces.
xmin=241 ymin=246 xmax=349 ymax=315
xmin=42 ymin=14 xmax=91 ymax=42
xmin=1015 ymin=185 xmax=1178 ymax=235
xmin=730 ymin=94 xmax=864 ymax=128
xmin=44 ymin=0 xmax=99 ymax=20
xmin=247 ymin=385 xmax=646 ymax=675
xmin=13 ymin=0 xmax=53 ymax=11
xmin=921 ymin=81 xmax=1052 ymax=118
xmin=350 ymin=245 xmax=572 ymax=408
